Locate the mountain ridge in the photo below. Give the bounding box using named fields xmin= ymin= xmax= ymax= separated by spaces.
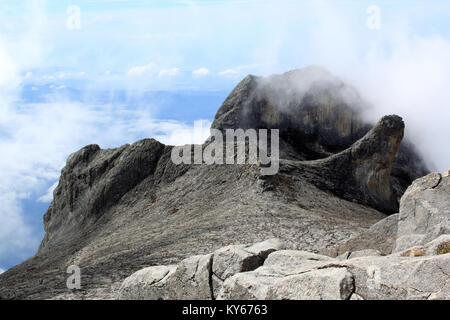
xmin=0 ymin=67 xmax=431 ymax=299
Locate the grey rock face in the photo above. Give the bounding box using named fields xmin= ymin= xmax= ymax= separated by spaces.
xmin=212 ymin=67 xmax=371 ymax=159
xmin=297 ymin=115 xmax=404 ymax=213
xmin=394 ymin=172 xmax=450 ymax=252
xmin=40 ymin=139 xmax=168 ymax=251
xmin=212 ymin=67 xmax=428 ymax=202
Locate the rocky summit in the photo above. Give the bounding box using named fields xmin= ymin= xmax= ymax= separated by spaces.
xmin=1 ymin=67 xmax=445 ymax=300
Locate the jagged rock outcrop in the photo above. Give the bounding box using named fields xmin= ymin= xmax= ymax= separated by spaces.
xmin=279 ymin=115 xmax=404 ymax=213
xmin=212 ymin=67 xmax=428 ymax=203
xmin=0 ymin=68 xmax=430 ymax=300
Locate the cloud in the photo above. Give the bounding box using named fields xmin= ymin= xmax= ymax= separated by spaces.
xmin=0 ymin=4 xmax=209 ymax=269
xmin=0 ymin=268 xmax=4 ymax=274
xmin=192 ymin=67 xmax=209 ymax=77
xmin=0 ymin=95 xmax=212 ymax=266
xmin=37 ymin=181 xmax=58 ymax=203
xmin=293 ymin=1 xmax=450 ymax=172
xmin=218 ymin=64 xmax=260 ymax=77
xmin=219 ymin=69 xmax=239 ymax=76
xmin=0 ymin=1 xmax=50 ymax=267
xmin=158 ymin=68 xmax=180 ymax=77
xmin=127 ymin=63 xmax=156 ymax=76
xmin=49 ymin=84 xmax=66 ymax=90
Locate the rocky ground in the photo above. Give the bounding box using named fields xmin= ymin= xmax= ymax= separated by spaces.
xmin=0 ymin=67 xmax=440 ymax=300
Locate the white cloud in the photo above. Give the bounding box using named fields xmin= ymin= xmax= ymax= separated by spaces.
xmin=127 ymin=63 xmax=156 ymax=76
xmin=49 ymin=84 xmax=66 ymax=90
xmin=219 ymin=68 xmax=239 ymax=76
xmin=38 ymin=181 xmax=58 ymax=203
xmin=192 ymin=67 xmax=209 ymax=77
xmin=0 ymin=6 xmax=205 ymax=268
xmin=158 ymin=68 xmax=180 ymax=78
xmin=291 ymin=1 xmax=450 ymax=172
xmin=0 ymin=268 xmax=4 ymax=274
xmin=218 ymin=64 xmax=259 ymax=77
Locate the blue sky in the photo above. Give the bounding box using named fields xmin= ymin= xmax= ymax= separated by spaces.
xmin=1 ymin=0 xmax=450 ymax=272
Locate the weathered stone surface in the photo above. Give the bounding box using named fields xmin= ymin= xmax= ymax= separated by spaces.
xmin=338 ymin=249 xmax=382 ymax=260
xmin=394 ymin=173 xmax=450 ymax=252
xmin=216 ymin=249 xmax=352 ymax=300
xmin=217 ymin=266 xmax=354 ymax=300
xmin=424 ymin=235 xmax=450 ymax=255
xmin=166 ymin=254 xmax=213 ymax=300
xmin=394 ymin=235 xmax=450 ymax=257
xmin=40 ymin=139 xmax=167 ymax=251
xmin=297 ymin=115 xmax=404 ymax=213
xmin=114 ymin=237 xmax=449 ymax=300
xmin=211 ymin=238 xmax=285 ymax=298
xmin=340 ymin=254 xmax=450 ymax=300
xmin=217 ymin=246 xmax=450 ymax=300
xmin=117 ymin=265 xmax=176 ymax=300
xmin=213 ymin=238 xmax=284 ymax=281
xmin=327 ymin=213 xmax=398 ymax=257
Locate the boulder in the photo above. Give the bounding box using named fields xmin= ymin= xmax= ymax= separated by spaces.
xmin=217 ymin=267 xmax=354 ymax=300
xmin=217 ymin=250 xmax=353 ymax=300
xmin=115 ymin=238 xmax=450 ymax=300
xmin=211 ymin=238 xmax=285 ymax=298
xmin=394 ymin=172 xmax=450 ymax=252
xmin=115 ymin=239 xmax=285 ymax=300
xmin=166 ymin=254 xmax=213 ymax=300
xmin=340 ymin=254 xmax=450 ymax=300
xmin=218 ymin=249 xmax=450 ymax=300
xmin=117 ymin=265 xmax=176 ymax=300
